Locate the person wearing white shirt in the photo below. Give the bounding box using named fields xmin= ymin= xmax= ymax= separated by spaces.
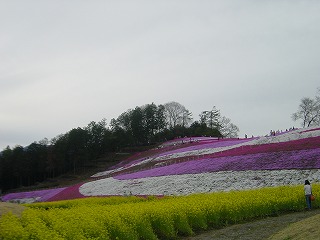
xmin=304 ymin=180 xmax=312 ymax=210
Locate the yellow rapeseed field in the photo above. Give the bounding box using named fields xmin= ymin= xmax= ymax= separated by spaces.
xmin=1 ymin=184 xmax=319 ymax=240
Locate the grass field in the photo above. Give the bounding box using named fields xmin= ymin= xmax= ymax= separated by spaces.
xmin=268 ymin=213 xmax=320 ymax=240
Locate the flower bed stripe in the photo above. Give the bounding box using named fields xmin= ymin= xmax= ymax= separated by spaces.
xmin=46 ymin=183 xmax=86 ymax=202
xmin=1 ymin=187 xmax=67 ymax=203
xmin=80 ymin=170 xmax=320 ymax=196
xmin=115 ymin=148 xmax=320 ymax=179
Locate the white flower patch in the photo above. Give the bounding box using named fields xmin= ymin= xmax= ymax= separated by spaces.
xmin=80 ymin=169 xmax=320 ymax=196
xmin=246 ymin=127 xmax=320 ymax=145
xmin=8 ymin=197 xmax=41 ymax=204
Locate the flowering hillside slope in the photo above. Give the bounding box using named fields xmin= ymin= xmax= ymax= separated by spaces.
xmin=80 ymin=127 xmax=320 ymax=197
xmin=2 ymin=127 xmax=320 ymax=203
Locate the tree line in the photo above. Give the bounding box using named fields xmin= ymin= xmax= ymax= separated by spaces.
xmin=0 ymin=102 xmax=239 ymax=193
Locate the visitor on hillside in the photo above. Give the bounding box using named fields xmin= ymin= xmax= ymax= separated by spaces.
xmin=304 ymin=180 xmax=312 ymax=210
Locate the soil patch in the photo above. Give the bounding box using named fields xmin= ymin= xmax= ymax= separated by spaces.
xmin=181 ymin=209 xmax=320 ymax=240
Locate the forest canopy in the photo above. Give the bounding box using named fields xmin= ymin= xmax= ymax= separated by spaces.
xmin=0 ymin=101 xmax=238 ymax=193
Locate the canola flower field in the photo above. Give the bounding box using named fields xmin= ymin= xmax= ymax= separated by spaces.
xmin=1 ymin=184 xmax=319 ymax=240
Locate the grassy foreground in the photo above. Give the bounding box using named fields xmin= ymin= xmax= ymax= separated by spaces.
xmin=268 ymin=213 xmax=320 ymax=240
xmin=0 ymin=184 xmax=319 ymax=240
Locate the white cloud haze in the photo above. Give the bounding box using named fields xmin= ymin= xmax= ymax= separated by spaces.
xmin=1 ymin=0 xmax=320 ymax=149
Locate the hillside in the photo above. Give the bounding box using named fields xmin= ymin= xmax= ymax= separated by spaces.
xmin=2 ymin=127 xmax=320 ymax=203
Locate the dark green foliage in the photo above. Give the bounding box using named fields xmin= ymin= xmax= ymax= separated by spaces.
xmin=0 ymin=102 xmax=223 ymax=193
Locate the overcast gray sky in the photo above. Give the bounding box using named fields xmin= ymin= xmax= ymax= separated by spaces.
xmin=1 ymin=0 xmax=320 ymax=150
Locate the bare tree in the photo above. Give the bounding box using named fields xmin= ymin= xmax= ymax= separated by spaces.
xmin=316 ymin=88 xmax=320 ymax=124
xmin=219 ymin=116 xmax=239 ymax=138
xmin=292 ymin=96 xmax=320 ymax=127
xmin=199 ymin=106 xmax=239 ymax=138
xmin=181 ymin=109 xmax=193 ymax=127
xmin=164 ymin=101 xmax=193 ymax=128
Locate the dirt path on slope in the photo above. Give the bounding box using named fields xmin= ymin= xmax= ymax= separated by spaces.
xmin=0 ymin=202 xmax=26 ymax=217
xmin=181 ymin=209 xmax=320 ymax=240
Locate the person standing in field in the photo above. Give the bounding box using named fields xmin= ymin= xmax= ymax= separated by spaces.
xmin=304 ymin=180 xmax=312 ymax=210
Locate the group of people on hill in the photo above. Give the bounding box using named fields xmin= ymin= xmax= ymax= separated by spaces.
xmin=244 ymin=134 xmax=254 ymax=139
xmin=269 ymin=127 xmax=296 ymax=137
xmin=243 ymin=127 xmax=298 ymax=139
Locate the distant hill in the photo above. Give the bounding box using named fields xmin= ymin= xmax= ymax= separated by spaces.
xmin=2 ymin=127 xmax=320 ymax=203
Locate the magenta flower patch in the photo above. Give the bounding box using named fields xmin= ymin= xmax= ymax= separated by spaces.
xmin=1 ymin=187 xmax=67 ymax=202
